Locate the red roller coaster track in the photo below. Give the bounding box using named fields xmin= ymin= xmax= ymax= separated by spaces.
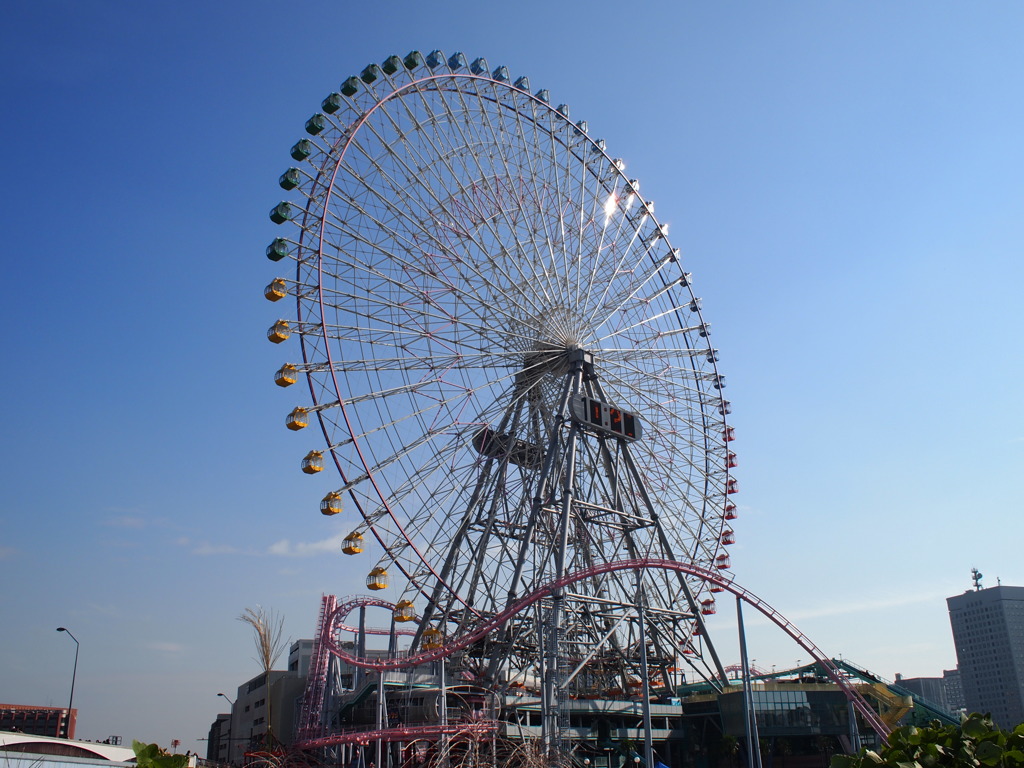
xmin=296 ymin=558 xmax=890 ymax=749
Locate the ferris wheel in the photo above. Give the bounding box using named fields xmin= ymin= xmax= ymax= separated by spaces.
xmin=265 ymin=49 xmax=737 ymax=722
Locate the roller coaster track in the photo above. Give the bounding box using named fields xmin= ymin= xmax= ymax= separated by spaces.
xmin=300 ymin=558 xmax=891 ymax=748
xmin=299 ymin=720 xmax=498 ymax=750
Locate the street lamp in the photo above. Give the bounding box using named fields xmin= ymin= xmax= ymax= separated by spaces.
xmin=218 ymin=693 xmax=234 ymax=706
xmin=56 ymin=627 xmax=79 ymax=734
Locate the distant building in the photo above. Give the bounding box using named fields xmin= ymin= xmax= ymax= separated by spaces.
xmin=208 ymin=641 xmax=317 ymax=765
xmin=225 ymin=671 xmax=306 ymax=765
xmin=205 ymin=713 xmax=230 ymax=763
xmin=287 ymin=639 xmax=313 ymax=677
xmin=943 ymin=668 xmax=965 ymax=713
xmin=894 ymin=674 xmax=950 ymax=713
xmin=207 ymin=638 xmax=412 ymax=764
xmin=0 ymin=705 xmax=76 ymax=740
xmin=947 ymin=585 xmax=1024 ymax=727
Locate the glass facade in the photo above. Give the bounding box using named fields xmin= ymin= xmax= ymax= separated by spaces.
xmin=719 ymin=688 xmax=849 ymax=736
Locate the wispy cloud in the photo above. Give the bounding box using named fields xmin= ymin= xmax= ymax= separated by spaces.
xmin=707 ymin=587 xmax=956 ymax=635
xmin=785 ymin=589 xmax=952 ymax=622
xmin=148 ymin=642 xmax=184 ymax=653
xmin=103 ymin=515 xmax=147 ymax=529
xmin=268 ymin=533 xmax=346 ymax=557
xmin=192 ymin=541 xmax=241 ymax=556
xmin=86 ymin=602 xmax=122 ymax=618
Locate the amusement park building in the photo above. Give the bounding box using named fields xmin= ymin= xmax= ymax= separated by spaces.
xmin=0 ymin=731 xmax=134 ymax=762
xmin=677 ymin=662 xmax=958 ymax=767
xmin=948 ymin=585 xmax=1024 ymax=728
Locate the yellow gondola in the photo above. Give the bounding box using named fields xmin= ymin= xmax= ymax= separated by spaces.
xmin=286 ymin=407 xmax=309 ymax=431
xmin=275 ymin=364 xmax=298 ymax=387
xmin=264 ymin=278 xmax=287 ymax=302
xmin=422 ymin=626 xmax=443 ymax=650
xmin=394 ymin=600 xmax=415 ymax=622
xmin=366 ymin=567 xmax=388 ymax=590
xmin=320 ymin=491 xmax=342 ymax=516
xmin=301 ymin=450 xmax=324 ymax=474
xmin=267 ymin=320 xmax=290 ymax=344
xmin=342 ymin=532 xmax=364 ymax=555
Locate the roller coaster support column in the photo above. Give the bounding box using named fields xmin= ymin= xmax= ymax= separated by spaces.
xmin=439 ymin=652 xmax=450 ymax=768
xmin=637 ymin=584 xmax=655 ymax=768
xmin=376 ymin=666 xmax=385 ymax=768
xmin=737 ymin=598 xmax=763 ymax=768
xmin=848 ymin=696 xmax=862 ymax=753
xmin=356 ymin=606 xmax=367 ymax=690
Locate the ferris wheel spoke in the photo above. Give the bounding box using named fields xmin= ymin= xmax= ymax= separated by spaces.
xmin=585 ymin=233 xmax=673 ymax=330
xmin=502 ymin=92 xmax=569 ymax=309
xmin=322 ymin=154 xmax=565 ymax=340
xmin=458 ymin=86 xmax=574 ymax=313
xmin=416 ymin=84 xmax=572 ymax=316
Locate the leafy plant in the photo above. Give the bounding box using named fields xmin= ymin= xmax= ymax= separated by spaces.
xmin=132 ymin=741 xmax=189 ymax=768
xmin=830 ymin=713 xmax=1024 ymax=768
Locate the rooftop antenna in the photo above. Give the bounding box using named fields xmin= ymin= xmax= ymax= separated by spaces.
xmin=972 ymin=567 xmax=984 ymax=591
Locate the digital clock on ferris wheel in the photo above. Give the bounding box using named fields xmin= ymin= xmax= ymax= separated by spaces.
xmin=570 ymin=394 xmax=642 ymax=442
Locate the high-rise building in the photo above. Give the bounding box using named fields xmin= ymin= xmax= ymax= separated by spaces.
xmin=0 ymin=704 xmax=76 ymax=739
xmin=947 ymin=584 xmax=1024 ymax=727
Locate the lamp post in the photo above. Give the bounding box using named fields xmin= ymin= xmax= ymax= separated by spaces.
xmin=56 ymin=627 xmax=79 ymax=737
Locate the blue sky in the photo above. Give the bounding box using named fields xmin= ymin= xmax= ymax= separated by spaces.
xmin=2 ymin=0 xmax=1023 ymax=753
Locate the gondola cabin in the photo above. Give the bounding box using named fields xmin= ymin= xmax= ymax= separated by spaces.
xmin=275 ymin=364 xmax=298 ymax=387
xmin=264 ymin=278 xmax=288 ymax=302
xmin=394 ymin=600 xmax=416 ymax=622
xmin=267 ymin=320 xmax=290 ymax=344
xmin=367 ymin=567 xmax=388 ymax=590
xmin=320 ymin=491 xmax=342 ymax=516
xmin=423 ymin=626 xmax=443 ymax=650
xmin=301 ymin=450 xmax=324 ymax=474
xmin=342 ymin=532 xmax=364 ymax=555
xmin=286 ymin=407 xmax=309 ymax=431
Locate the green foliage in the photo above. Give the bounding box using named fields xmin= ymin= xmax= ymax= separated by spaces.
xmin=132 ymin=741 xmax=189 ymax=768
xmin=830 ymin=714 xmax=1024 ymax=768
